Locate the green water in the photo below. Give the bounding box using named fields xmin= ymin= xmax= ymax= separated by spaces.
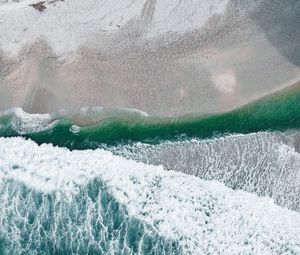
xmin=1 ymin=85 xmax=300 ymax=149
xmin=0 ymin=85 xmax=300 ymax=254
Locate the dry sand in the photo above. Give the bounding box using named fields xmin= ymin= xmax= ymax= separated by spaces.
xmin=0 ymin=0 xmax=299 ymax=116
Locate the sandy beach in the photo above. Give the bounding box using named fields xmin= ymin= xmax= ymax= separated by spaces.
xmin=0 ymin=0 xmax=299 ymax=115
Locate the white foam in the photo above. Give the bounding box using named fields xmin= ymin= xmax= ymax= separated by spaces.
xmin=107 ymin=131 xmax=300 ymax=211
xmin=2 ymin=107 xmax=56 ymax=133
xmin=0 ymin=106 xmax=148 ymax=134
xmin=114 ymin=106 xmax=149 ymax=117
xmin=77 ymin=106 xmax=149 ymax=118
xmin=0 ymin=137 xmax=299 ymax=254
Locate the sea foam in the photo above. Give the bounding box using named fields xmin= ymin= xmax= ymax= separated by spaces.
xmin=108 ymin=132 xmax=300 ymax=211
xmin=0 ymin=137 xmax=299 ymax=254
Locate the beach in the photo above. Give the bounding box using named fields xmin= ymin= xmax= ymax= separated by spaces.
xmin=0 ymin=0 xmax=299 ymax=115
xmin=0 ymin=1 xmax=300 ymax=254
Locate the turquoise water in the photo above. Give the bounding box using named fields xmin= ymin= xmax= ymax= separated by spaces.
xmin=0 ymin=137 xmax=299 ymax=254
xmin=1 ymin=85 xmax=300 ymax=150
xmin=0 ymin=178 xmax=180 ymax=255
xmin=0 ymin=85 xmax=300 ymax=254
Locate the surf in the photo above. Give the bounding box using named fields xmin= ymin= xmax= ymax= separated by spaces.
xmin=1 ymin=83 xmax=300 ymax=149
xmin=0 ymin=137 xmax=299 ymax=254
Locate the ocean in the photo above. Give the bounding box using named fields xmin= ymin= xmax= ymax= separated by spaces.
xmin=0 ymin=86 xmax=300 ymax=254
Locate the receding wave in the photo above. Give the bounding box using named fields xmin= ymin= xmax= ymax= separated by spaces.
xmin=0 ymin=85 xmax=300 ymax=254
xmin=0 ymin=137 xmax=299 ymax=254
xmin=107 ymin=132 xmax=300 ymax=212
xmin=0 ymin=84 xmax=300 ymax=148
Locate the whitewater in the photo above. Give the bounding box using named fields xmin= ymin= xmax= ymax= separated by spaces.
xmin=0 ymin=137 xmax=299 ymax=254
xmin=0 ymin=0 xmax=299 ymax=253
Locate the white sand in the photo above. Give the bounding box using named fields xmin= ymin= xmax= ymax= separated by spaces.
xmin=0 ymin=0 xmax=299 ymax=115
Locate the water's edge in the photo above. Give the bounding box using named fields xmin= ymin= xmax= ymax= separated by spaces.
xmin=1 ymin=83 xmax=300 ymax=149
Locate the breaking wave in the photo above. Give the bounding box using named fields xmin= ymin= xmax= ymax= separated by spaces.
xmin=0 ymin=85 xmax=300 ymax=254
xmin=0 ymin=84 xmax=300 ymax=147
xmin=0 ymin=137 xmax=299 ymax=254
xmin=108 ymin=132 xmax=300 ymax=212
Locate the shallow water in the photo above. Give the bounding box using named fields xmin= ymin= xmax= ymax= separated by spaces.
xmin=0 ymin=137 xmax=299 ymax=254
xmin=1 ymin=84 xmax=300 ymax=148
xmin=0 ymin=86 xmax=300 ymax=254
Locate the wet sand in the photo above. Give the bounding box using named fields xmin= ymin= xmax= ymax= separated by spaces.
xmin=0 ymin=0 xmax=299 ymax=116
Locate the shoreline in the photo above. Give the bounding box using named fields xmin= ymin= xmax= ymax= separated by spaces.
xmin=1 ymin=81 xmax=300 ymax=147
xmin=0 ymin=0 xmax=299 ymax=116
